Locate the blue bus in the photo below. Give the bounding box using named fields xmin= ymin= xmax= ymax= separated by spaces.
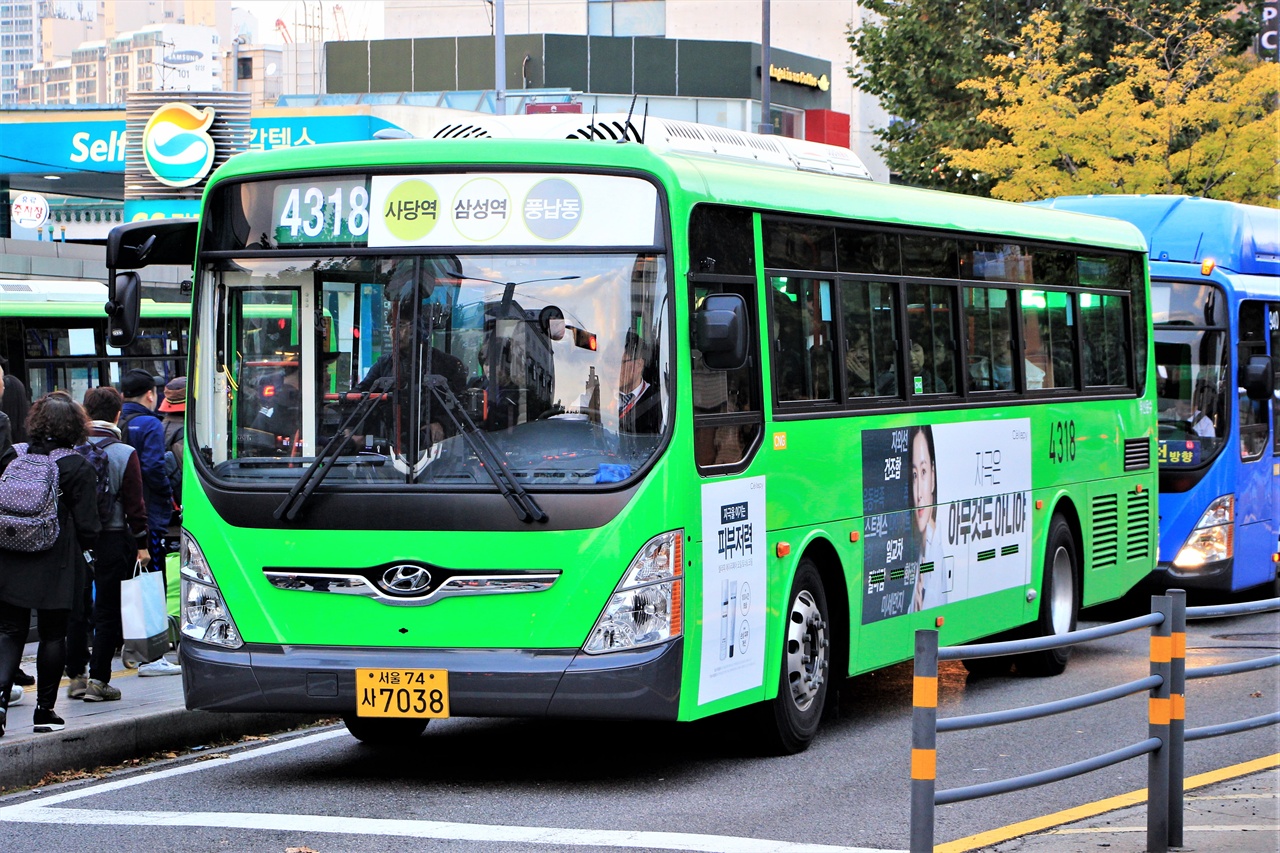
xmin=1030 ymin=196 xmax=1279 ymax=596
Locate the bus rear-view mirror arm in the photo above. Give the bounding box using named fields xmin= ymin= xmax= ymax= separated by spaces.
xmin=1241 ymin=355 xmax=1274 ymax=401
xmin=695 ymin=293 xmax=749 ymax=370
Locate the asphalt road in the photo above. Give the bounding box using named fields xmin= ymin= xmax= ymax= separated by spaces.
xmin=0 ymin=597 xmax=1275 ymax=853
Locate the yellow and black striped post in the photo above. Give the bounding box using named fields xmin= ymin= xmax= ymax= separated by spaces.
xmin=1168 ymin=589 xmax=1187 ymax=848
xmin=910 ymin=629 xmax=939 ymax=853
xmin=1147 ymin=594 xmax=1172 ymax=853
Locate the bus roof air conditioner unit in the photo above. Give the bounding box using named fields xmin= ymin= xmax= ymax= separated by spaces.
xmin=430 ymin=113 xmax=873 ymax=181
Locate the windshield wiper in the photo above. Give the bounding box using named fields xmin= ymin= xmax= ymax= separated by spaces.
xmin=274 ymin=389 xmax=389 ymax=521
xmin=423 ymin=375 xmax=548 ymax=524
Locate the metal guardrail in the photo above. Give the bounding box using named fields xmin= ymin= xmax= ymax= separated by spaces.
xmin=909 ymin=590 xmax=1280 ymax=853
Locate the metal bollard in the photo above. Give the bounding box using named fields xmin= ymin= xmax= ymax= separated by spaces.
xmin=1147 ymin=594 xmax=1172 ymax=853
xmin=909 ymin=629 xmax=939 ymax=853
xmin=1168 ymin=589 xmax=1186 ymax=848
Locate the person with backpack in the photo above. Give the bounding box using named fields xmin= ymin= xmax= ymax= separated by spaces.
xmin=0 ymin=391 xmax=101 ymax=736
xmin=64 ymin=387 xmax=150 ymax=702
xmin=117 ymin=369 xmax=179 ymax=677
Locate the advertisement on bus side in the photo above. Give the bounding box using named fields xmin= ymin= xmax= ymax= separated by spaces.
xmin=698 ymin=476 xmax=767 ymax=705
xmin=860 ymin=420 xmax=1032 ymax=623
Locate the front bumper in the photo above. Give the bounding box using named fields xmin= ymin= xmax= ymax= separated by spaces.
xmin=1153 ymin=558 xmax=1234 ymax=591
xmin=180 ymin=637 xmax=682 ymax=721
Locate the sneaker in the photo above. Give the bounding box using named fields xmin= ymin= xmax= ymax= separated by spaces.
xmin=32 ymin=707 xmax=65 ymax=733
xmin=137 ymin=657 xmax=182 ymax=677
xmin=7 ymin=685 xmax=23 ymax=705
xmin=67 ymin=674 xmax=88 ymax=699
xmin=13 ymin=668 xmax=34 ymax=687
xmin=82 ymin=679 xmax=121 ymax=702
xmin=0 ymin=707 xmax=6 ymax=738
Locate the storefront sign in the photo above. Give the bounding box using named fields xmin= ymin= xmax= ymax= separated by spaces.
xmin=768 ymin=63 xmax=830 ymax=92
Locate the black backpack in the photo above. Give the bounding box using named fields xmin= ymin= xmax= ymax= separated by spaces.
xmin=74 ymin=436 xmax=123 ymax=526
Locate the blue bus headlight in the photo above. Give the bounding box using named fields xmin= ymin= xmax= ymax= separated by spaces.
xmin=1172 ymin=495 xmax=1234 ymax=569
xmin=583 ymin=530 xmax=684 ymax=654
xmin=179 ymin=530 xmax=243 ymax=648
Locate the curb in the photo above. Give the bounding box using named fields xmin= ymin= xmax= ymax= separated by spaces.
xmin=0 ymin=709 xmax=320 ymax=792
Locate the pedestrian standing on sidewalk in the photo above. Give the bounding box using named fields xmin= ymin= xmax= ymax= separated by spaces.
xmin=0 ymin=350 xmax=37 ymax=691
xmin=65 ymin=387 xmax=151 ymax=702
xmin=0 ymin=391 xmax=101 ymax=735
xmin=158 ymin=376 xmax=185 ymax=553
xmin=0 ymin=361 xmax=20 ymax=710
xmin=117 ymin=370 xmax=180 ymax=677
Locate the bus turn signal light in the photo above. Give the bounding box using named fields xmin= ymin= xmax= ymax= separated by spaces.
xmin=776 ymin=542 xmax=791 ymax=558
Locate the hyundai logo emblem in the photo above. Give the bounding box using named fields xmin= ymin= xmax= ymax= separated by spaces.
xmin=378 ymin=565 xmax=432 ymax=596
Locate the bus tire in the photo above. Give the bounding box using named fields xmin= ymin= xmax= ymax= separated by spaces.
xmin=962 ymin=655 xmax=1012 ymax=679
xmin=342 ymin=715 xmax=429 ymax=745
xmin=1017 ymin=515 xmax=1079 ymax=677
xmin=760 ymin=558 xmax=830 ymax=755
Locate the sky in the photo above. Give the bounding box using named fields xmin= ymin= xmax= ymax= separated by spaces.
xmin=230 ymin=1 xmax=385 ymax=44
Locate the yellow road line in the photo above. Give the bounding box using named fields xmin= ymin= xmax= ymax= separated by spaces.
xmin=935 ymin=753 xmax=1280 ymax=853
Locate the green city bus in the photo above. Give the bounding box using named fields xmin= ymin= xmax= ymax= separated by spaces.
xmin=0 ymin=278 xmax=188 ymax=400
xmin=107 ymin=115 xmax=1157 ymax=753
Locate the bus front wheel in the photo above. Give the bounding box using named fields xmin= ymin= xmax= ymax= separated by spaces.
xmin=342 ymin=715 xmax=429 ymax=745
xmin=1017 ymin=515 xmax=1079 ymax=677
xmin=759 ymin=559 xmax=830 ymax=755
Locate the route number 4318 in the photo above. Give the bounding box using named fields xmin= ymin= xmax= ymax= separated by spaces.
xmin=1048 ymin=419 xmax=1076 ymax=464
xmin=273 ymin=179 xmax=370 ymax=245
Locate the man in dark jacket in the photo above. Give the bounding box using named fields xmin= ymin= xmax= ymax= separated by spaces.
xmin=117 ymin=370 xmax=180 ymax=676
xmin=65 ymin=387 xmax=152 ymax=701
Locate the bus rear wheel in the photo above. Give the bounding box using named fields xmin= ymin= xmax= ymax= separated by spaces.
xmin=759 ymin=559 xmax=830 ymax=755
xmin=1017 ymin=515 xmax=1079 ymax=677
xmin=342 ymin=715 xmax=429 ymax=745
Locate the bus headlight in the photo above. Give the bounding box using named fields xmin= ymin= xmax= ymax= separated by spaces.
xmin=179 ymin=530 xmax=243 ymax=648
xmin=583 ymin=530 xmax=684 ymax=654
xmin=1172 ymin=495 xmax=1234 ymax=569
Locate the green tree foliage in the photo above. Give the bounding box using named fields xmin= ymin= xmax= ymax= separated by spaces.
xmin=848 ymin=0 xmax=1261 ymax=194
xmin=942 ymin=5 xmax=1279 ymax=205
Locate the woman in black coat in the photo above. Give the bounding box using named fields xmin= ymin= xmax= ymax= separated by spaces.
xmin=0 ymin=391 xmax=100 ymax=736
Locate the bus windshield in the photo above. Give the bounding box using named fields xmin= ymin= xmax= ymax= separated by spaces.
xmin=1152 ymin=280 xmax=1229 ymax=466
xmin=196 ymin=251 xmax=669 ymax=488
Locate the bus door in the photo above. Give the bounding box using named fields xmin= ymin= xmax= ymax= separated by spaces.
xmin=1236 ymin=300 xmax=1277 ymax=587
xmin=1270 ymin=303 xmax=1280 ymax=566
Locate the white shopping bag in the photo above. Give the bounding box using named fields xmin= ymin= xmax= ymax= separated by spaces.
xmin=120 ymin=561 xmax=169 ymax=664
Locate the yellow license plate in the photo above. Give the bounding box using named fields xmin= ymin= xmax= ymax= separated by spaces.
xmin=355 ymin=668 xmax=450 ymax=718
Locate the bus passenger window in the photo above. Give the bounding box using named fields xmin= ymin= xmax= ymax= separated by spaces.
xmin=841 ymin=281 xmax=899 ymax=398
xmin=906 ymin=284 xmax=956 ymax=395
xmin=1080 ymin=293 xmax=1131 ymax=387
xmin=964 ymin=287 xmax=1015 ymax=391
xmin=1022 ymin=290 xmax=1076 ymax=390
xmin=770 ymin=278 xmax=835 ymax=403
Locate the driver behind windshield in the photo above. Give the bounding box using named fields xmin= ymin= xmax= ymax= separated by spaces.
xmin=354 ymin=259 xmax=467 ymax=451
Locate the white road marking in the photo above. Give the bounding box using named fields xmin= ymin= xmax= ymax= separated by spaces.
xmin=0 ymin=728 xmax=901 ymax=853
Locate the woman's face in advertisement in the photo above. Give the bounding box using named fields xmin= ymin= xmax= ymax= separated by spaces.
xmin=912 ymin=429 xmax=934 ymax=533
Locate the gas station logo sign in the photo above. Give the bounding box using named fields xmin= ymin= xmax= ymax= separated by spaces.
xmin=142 ymin=102 xmax=217 ymax=187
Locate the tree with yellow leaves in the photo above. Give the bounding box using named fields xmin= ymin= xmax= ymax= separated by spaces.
xmin=943 ymin=5 xmax=1279 ymax=206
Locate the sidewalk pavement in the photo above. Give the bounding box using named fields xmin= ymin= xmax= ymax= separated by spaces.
xmin=0 ymin=643 xmax=318 ymax=793
xmin=944 ymin=757 xmax=1279 ymax=853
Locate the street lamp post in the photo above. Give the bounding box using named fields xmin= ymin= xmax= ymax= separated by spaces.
xmin=758 ymin=0 xmax=772 ymax=134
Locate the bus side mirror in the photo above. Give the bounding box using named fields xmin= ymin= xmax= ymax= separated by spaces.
xmin=106 ymin=271 xmax=142 ymax=348
xmin=1242 ymin=355 xmax=1274 ymax=401
xmin=695 ymin=293 xmax=749 ymax=370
